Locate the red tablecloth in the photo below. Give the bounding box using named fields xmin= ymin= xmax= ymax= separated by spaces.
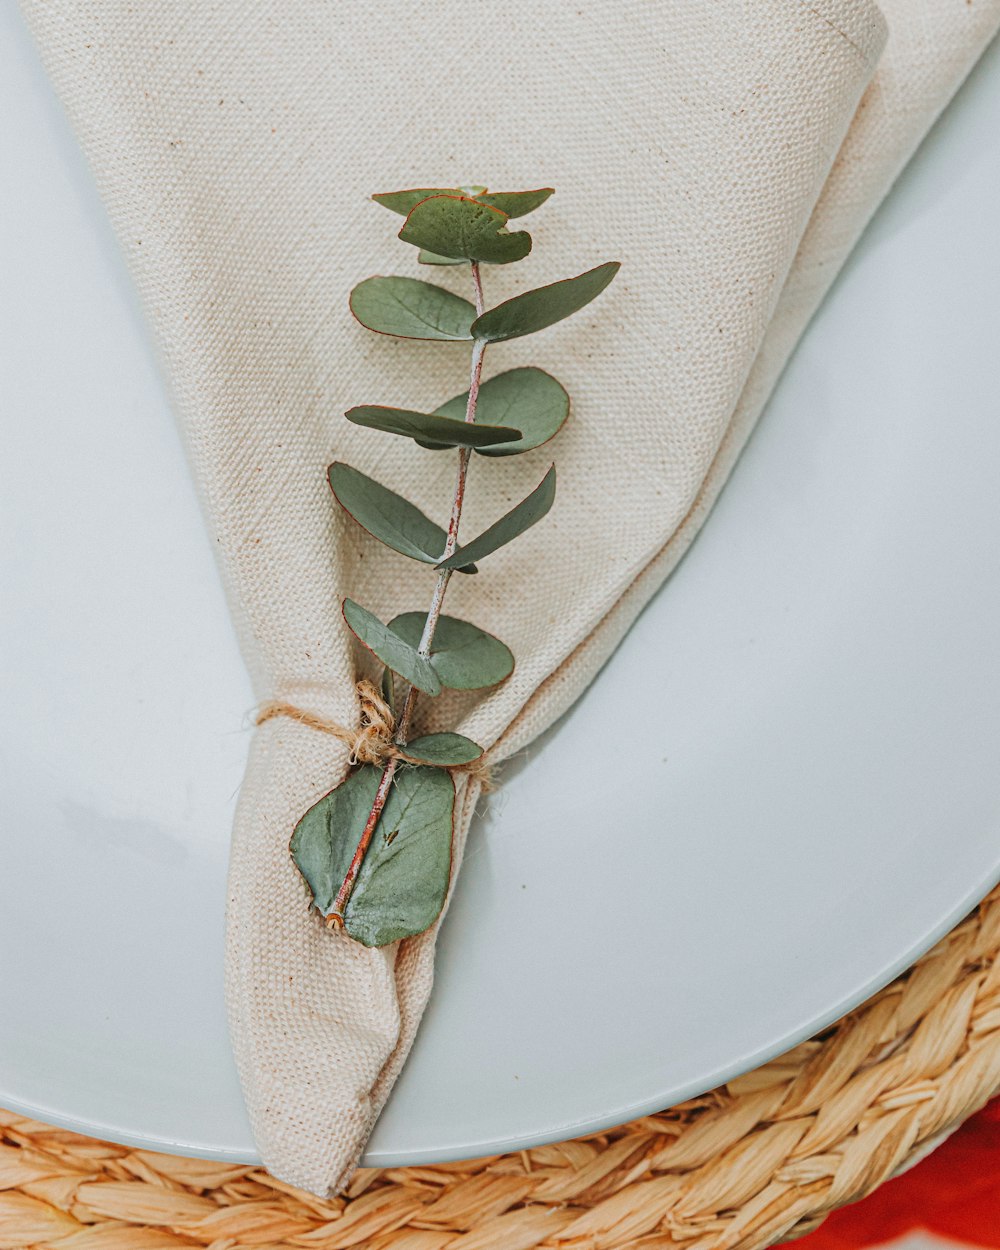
xmin=798 ymin=1098 xmax=1000 ymax=1249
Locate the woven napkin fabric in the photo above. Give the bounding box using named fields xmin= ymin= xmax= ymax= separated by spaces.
xmin=21 ymin=0 xmax=999 ymax=1198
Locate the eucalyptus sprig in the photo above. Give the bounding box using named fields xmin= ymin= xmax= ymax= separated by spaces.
xmin=290 ymin=185 xmax=620 ymax=947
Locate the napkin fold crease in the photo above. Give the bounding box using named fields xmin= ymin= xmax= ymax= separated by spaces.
xmin=20 ymin=0 xmax=1000 ymax=1197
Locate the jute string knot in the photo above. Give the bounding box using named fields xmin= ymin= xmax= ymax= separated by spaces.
xmin=255 ymin=680 xmax=492 ymax=785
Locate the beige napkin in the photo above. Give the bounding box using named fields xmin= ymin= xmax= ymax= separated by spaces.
xmin=22 ymin=0 xmax=999 ymax=1197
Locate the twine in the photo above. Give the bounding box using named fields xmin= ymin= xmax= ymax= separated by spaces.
xmin=2 ymin=883 xmax=999 ymax=1250
xmin=256 ymin=679 xmax=493 ymax=786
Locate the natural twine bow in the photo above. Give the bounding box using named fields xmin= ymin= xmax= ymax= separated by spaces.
xmin=255 ymin=680 xmax=492 ymax=784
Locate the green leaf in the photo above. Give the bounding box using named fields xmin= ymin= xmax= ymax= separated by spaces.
xmin=350 ymin=276 xmax=475 ymax=340
xmin=329 ymin=461 xmax=475 ymax=573
xmin=373 ymin=186 xmax=550 ymax=219
xmin=345 ymin=404 xmax=521 ymax=450
xmin=399 ymin=195 xmax=531 ymax=265
xmin=403 ymin=733 xmax=484 ymax=766
xmin=381 ymin=666 xmax=396 ymax=718
xmin=471 ymin=261 xmax=621 ymax=343
xmin=291 ymin=764 xmax=382 ymax=924
xmin=346 ymin=765 xmax=455 ymax=945
xmin=478 ymin=187 xmax=554 ymax=217
xmin=330 ymin=461 xmax=444 ymax=564
xmin=390 ymin=612 xmax=514 ymax=690
xmin=290 ymin=763 xmax=454 ymax=945
xmin=434 ymin=367 xmax=570 ymax=457
xmin=372 ymin=187 xmax=463 ymax=215
xmin=419 ymin=249 xmax=466 ymax=266
xmin=343 ymin=598 xmax=441 ymax=695
xmin=438 ymin=466 xmax=556 ymax=570
xmin=330 ymin=462 xmax=476 ymax=573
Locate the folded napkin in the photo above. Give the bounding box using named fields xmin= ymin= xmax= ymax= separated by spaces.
xmin=22 ymin=0 xmax=999 ymax=1197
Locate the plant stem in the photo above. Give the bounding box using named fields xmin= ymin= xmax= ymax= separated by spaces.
xmin=392 ymin=267 xmax=486 ymax=744
xmin=327 ymin=262 xmax=487 ymax=930
xmin=327 ymin=762 xmax=396 ymax=924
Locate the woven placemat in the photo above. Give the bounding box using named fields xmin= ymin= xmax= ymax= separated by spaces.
xmin=3 ymin=882 xmax=999 ymax=1250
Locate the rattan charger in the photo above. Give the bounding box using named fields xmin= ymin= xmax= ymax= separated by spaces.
xmin=2 ymin=882 xmax=999 ymax=1250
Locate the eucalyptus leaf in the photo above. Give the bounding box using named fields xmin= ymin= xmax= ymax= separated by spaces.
xmin=343 ymin=598 xmax=441 ymax=694
xmin=346 ymin=765 xmax=455 ymax=945
xmin=390 ymin=612 xmax=514 ymax=690
xmin=399 ymin=195 xmax=531 ymax=265
xmin=372 ymin=187 xmax=463 ymax=215
xmin=419 ymin=249 xmax=466 ymax=266
xmin=374 ymin=184 xmax=547 ymax=218
xmin=471 ymin=261 xmax=621 ymax=343
xmin=345 ymin=404 xmax=521 ymax=450
xmin=438 ymin=466 xmax=555 ymax=570
xmin=370 ymin=183 xmax=487 ymax=216
xmin=381 ymin=666 xmax=396 ymax=718
xmin=290 ymin=763 xmax=455 ymax=946
xmin=290 ymin=764 xmax=381 ymax=924
xmin=478 ymin=187 xmax=554 ymax=217
xmin=434 ymin=367 xmax=569 ymax=456
xmin=350 ymin=275 xmax=475 ymax=340
xmin=403 ymin=732 xmax=484 ymax=766
xmin=329 ymin=461 xmax=475 ymax=573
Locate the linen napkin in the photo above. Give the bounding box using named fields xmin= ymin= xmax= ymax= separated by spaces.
xmin=21 ymin=0 xmax=999 ymax=1198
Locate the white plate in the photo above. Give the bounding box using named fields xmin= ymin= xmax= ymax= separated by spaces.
xmin=2 ymin=10 xmax=1000 ymax=1167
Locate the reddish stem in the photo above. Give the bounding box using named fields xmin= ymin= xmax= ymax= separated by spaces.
xmin=326 ymin=758 xmax=397 ymax=929
xmin=328 ymin=262 xmax=487 ymax=930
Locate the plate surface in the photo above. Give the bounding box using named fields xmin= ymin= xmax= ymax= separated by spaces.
xmin=2 ymin=10 xmax=1000 ymax=1167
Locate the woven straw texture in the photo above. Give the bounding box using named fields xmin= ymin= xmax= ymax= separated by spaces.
xmin=17 ymin=0 xmax=1000 ymax=1203
xmin=3 ymin=883 xmax=1000 ymax=1250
